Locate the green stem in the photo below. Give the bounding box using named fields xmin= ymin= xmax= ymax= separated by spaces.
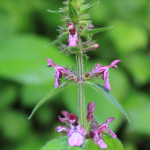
xmin=77 ymin=52 xmax=86 ymax=129
xmin=75 ymin=22 xmax=86 ymax=129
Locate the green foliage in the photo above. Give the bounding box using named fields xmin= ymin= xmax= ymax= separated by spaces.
xmin=86 ymin=82 xmax=131 ymax=123
xmin=69 ymin=2 xmax=78 ymax=23
xmin=45 ymin=32 xmax=69 ymax=47
xmin=81 ymin=26 xmax=114 ymax=36
xmin=28 ymin=82 xmax=74 ymax=119
xmin=41 ymin=134 xmax=123 ymax=150
xmin=0 ymin=0 xmax=150 ymax=149
xmin=86 ymin=135 xmax=123 ymax=150
xmin=79 ymin=1 xmax=100 ymax=14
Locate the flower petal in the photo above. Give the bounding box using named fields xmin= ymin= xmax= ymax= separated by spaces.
xmin=87 ymin=102 xmax=95 ymax=113
xmin=106 ymin=117 xmax=115 ymax=124
xmin=104 ymin=79 xmax=111 ymax=91
xmin=98 ymin=139 xmax=107 ymax=149
xmin=68 ymin=132 xmax=84 ymax=146
xmin=109 ymin=60 xmax=121 ymax=68
xmin=46 ymin=58 xmax=56 ymax=67
xmin=56 ymin=126 xmax=68 ymax=133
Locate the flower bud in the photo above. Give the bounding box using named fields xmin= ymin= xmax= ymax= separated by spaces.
xmin=88 ymin=24 xmax=94 ymax=29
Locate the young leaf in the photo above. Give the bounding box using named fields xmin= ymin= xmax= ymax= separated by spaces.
xmin=80 ymin=26 xmax=114 ymax=36
xmin=85 ymin=82 xmax=131 ymax=123
xmin=85 ymin=134 xmax=123 ymax=150
xmin=28 ymin=82 xmax=74 ymax=119
xmin=44 ymin=31 xmax=69 ymax=47
xmin=79 ymin=1 xmax=100 ymax=14
xmin=41 ymin=136 xmax=83 ymax=150
xmin=69 ymin=2 xmax=78 ymax=23
xmin=70 ymin=0 xmax=77 ymax=6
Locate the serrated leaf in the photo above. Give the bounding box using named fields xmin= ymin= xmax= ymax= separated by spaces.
xmin=28 ymin=82 xmax=74 ymax=119
xmin=44 ymin=32 xmax=69 ymax=47
xmin=85 ymin=134 xmax=123 ymax=150
xmin=69 ymin=2 xmax=78 ymax=23
xmin=85 ymin=82 xmax=131 ymax=123
xmin=81 ymin=26 xmax=114 ymax=36
xmin=41 ymin=136 xmax=83 ymax=150
xmin=79 ymin=1 xmax=100 ymax=14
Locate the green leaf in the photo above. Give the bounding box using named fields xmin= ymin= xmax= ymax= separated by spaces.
xmin=81 ymin=26 xmax=114 ymax=36
xmin=41 ymin=136 xmax=83 ymax=150
xmin=41 ymin=136 xmax=68 ymax=150
xmin=79 ymin=1 xmax=100 ymax=14
xmin=28 ymin=82 xmax=74 ymax=119
xmin=86 ymin=134 xmax=123 ymax=150
xmin=44 ymin=32 xmax=69 ymax=47
xmin=85 ymin=82 xmax=131 ymax=123
xmin=69 ymin=2 xmax=78 ymax=23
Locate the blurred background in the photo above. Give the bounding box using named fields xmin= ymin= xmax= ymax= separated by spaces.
xmin=0 ymin=0 xmax=150 ymax=149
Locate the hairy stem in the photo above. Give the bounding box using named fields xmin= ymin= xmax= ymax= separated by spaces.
xmin=75 ymin=23 xmax=86 ymax=129
xmin=77 ymin=52 xmax=86 ymax=129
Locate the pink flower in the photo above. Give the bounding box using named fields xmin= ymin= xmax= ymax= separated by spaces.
xmin=46 ymin=58 xmax=71 ymax=88
xmin=68 ymin=23 xmax=78 ymax=47
xmin=92 ymin=43 xmax=99 ymax=50
xmin=88 ymin=24 xmax=94 ymax=29
xmin=90 ymin=117 xmax=117 ymax=149
xmin=87 ymin=102 xmax=98 ymax=131
xmin=58 ymin=110 xmax=70 ymax=124
xmin=89 ymin=60 xmax=121 ymax=90
xmin=56 ymin=113 xmax=86 ymax=147
xmin=68 ymin=123 xmax=86 ymax=146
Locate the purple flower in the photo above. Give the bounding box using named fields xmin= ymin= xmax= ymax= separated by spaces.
xmin=58 ymin=110 xmax=70 ymax=124
xmin=88 ymin=24 xmax=94 ymax=29
xmin=46 ymin=58 xmax=72 ymax=88
xmin=68 ymin=23 xmax=78 ymax=47
xmin=56 ymin=113 xmax=86 ymax=147
xmin=92 ymin=43 xmax=99 ymax=50
xmin=89 ymin=60 xmax=121 ymax=90
xmin=90 ymin=117 xmax=117 ymax=149
xmin=87 ymin=102 xmax=98 ymax=131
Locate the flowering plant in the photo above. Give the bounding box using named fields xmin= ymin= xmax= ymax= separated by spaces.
xmin=28 ymin=0 xmax=131 ymax=149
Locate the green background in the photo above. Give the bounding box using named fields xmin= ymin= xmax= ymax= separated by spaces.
xmin=0 ymin=0 xmax=150 ymax=149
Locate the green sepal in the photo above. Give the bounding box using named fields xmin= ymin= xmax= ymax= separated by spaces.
xmin=80 ymin=26 xmax=114 ymax=36
xmin=85 ymin=82 xmax=131 ymax=123
xmin=44 ymin=31 xmax=69 ymax=47
xmin=79 ymin=1 xmax=100 ymax=14
xmin=69 ymin=2 xmax=78 ymax=23
xmin=69 ymin=47 xmax=81 ymax=52
xmin=47 ymin=8 xmax=67 ymax=14
xmin=82 ymin=54 xmax=89 ymax=65
xmin=85 ymin=134 xmax=123 ymax=150
xmin=28 ymin=82 xmax=74 ymax=119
